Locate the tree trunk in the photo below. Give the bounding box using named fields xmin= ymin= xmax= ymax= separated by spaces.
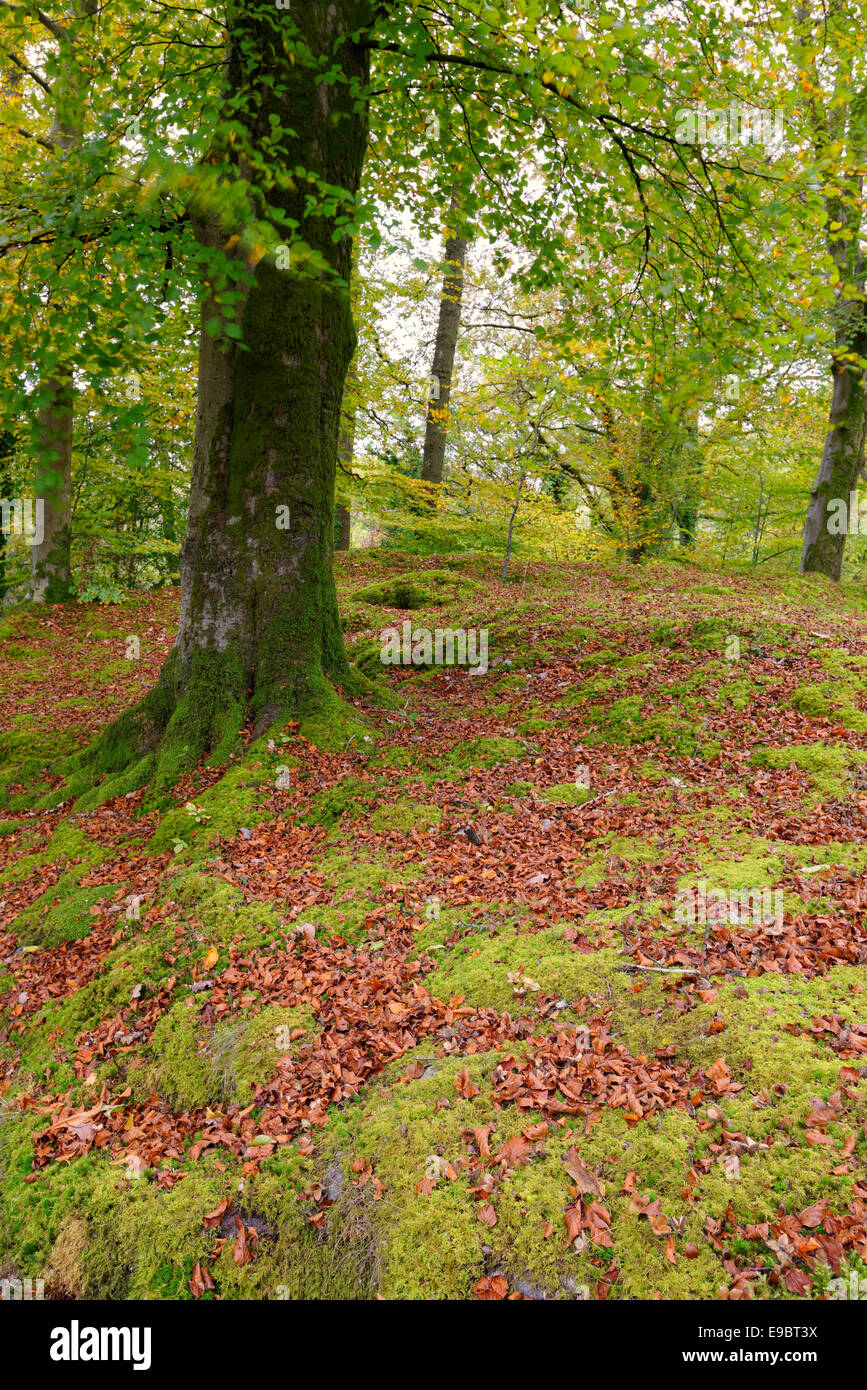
xmin=420 ymin=218 xmax=467 ymax=492
xmin=673 ymin=404 xmax=701 ymax=546
xmin=30 ymin=374 xmax=74 ymax=601
xmin=28 ymin=0 xmax=97 ymax=603
xmin=161 ymin=485 xmax=179 ymax=583
xmin=800 ymin=84 xmax=867 ymax=579
xmin=501 ymin=471 xmax=526 ymax=581
xmin=0 ymin=429 xmax=15 ymax=604
xmin=800 ymin=318 xmax=867 ymax=578
xmin=335 ymin=359 xmax=356 ymax=550
xmin=336 ymin=503 xmax=351 ymax=551
xmin=82 ymin=0 xmax=373 ymax=788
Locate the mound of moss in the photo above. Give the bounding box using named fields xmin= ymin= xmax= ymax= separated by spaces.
xmin=790 ymin=682 xmax=867 ymax=733
xmin=452 ymin=736 xmax=525 ymax=769
xmin=354 ymin=570 xmax=481 ymax=611
xmin=749 ymin=742 xmax=852 ymax=796
xmin=539 ymin=782 xmax=591 ymax=807
xmin=583 ymin=697 xmax=698 ymax=754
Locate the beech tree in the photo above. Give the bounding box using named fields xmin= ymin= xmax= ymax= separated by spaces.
xmin=85 ymin=0 xmax=372 ymax=789
xmin=4 ymin=0 xmax=771 ymax=793
xmin=792 ymin=0 xmax=867 ymax=578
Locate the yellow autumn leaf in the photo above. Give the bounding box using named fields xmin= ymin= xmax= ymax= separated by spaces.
xmin=204 ymin=946 xmax=219 ymax=970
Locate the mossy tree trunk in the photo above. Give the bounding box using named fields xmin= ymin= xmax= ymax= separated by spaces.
xmin=28 ymin=0 xmax=97 ymax=603
xmin=800 ymin=314 xmax=867 ymax=579
xmin=81 ymin=0 xmax=373 ymax=789
xmin=335 ymin=358 xmax=357 ymax=551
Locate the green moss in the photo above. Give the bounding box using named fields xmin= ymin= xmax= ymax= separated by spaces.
xmin=790 ymin=682 xmax=867 ymax=732
xmin=577 ymin=648 xmax=619 ymax=668
xmin=649 ymin=622 xmax=682 ymax=647
xmin=149 ymin=762 xmax=272 ymax=856
xmin=0 ymin=1118 xmax=365 ymax=1300
xmin=347 ymin=637 xmax=386 ymax=680
xmin=539 ymin=782 xmax=591 ymax=807
xmin=514 ymin=716 xmax=548 ymax=734
xmin=504 ymin=781 xmax=534 ymax=798
xmin=296 ymin=689 xmax=378 ymax=753
xmin=17 ymin=883 xmax=117 ymax=948
xmin=749 ymin=742 xmax=852 ymax=797
xmin=303 ymin=778 xmax=380 ymax=829
xmin=341 ymin=606 xmax=371 ymax=634
xmin=306 ymin=846 xmax=420 ymax=941
xmin=421 ymin=923 xmax=623 ymax=1014
xmin=5 ymin=555 xmax=867 ymax=1304
xmin=132 ymin=998 xmax=314 ymax=1110
xmin=354 ymin=570 xmax=480 ymax=610
xmin=451 ymin=736 xmax=525 ymax=769
xmin=159 ymin=871 xmax=284 ymax=953
xmin=714 ymin=679 xmax=754 ymax=713
xmin=0 ymin=821 xmax=99 ymax=892
xmin=70 ymin=755 xmax=156 ymax=815
xmin=370 ymin=799 xmax=442 ymax=834
xmin=583 ymin=697 xmax=697 ymax=754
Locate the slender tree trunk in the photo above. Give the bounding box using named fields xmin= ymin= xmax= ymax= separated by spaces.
xmin=501 ymin=471 xmax=526 ymax=581
xmin=335 ymin=359 xmax=356 ymax=550
xmin=30 ymin=374 xmax=74 ymax=601
xmin=80 ymin=0 xmax=373 ymax=788
xmin=673 ymin=403 xmax=701 ymax=546
xmin=420 ymin=214 xmax=467 ymax=492
xmin=28 ymin=0 xmax=97 ymax=603
xmin=336 ymin=503 xmax=351 ymax=550
xmin=161 ymin=483 xmax=179 ymax=583
xmin=0 ymin=429 xmax=14 ymax=604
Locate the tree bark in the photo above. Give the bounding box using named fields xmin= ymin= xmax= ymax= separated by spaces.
xmin=83 ymin=0 xmax=373 ymax=787
xmin=30 ymin=374 xmax=74 ymax=601
xmin=28 ymin=0 xmax=97 ymax=603
xmin=501 ymin=470 xmax=526 ymax=581
xmin=420 ymin=218 xmax=467 ymax=492
xmin=800 ymin=53 xmax=867 ymax=579
xmin=800 ymin=314 xmax=867 ymax=578
xmin=336 ymin=502 xmax=351 ymax=550
xmin=0 ymin=429 xmax=15 ymax=604
xmin=335 ymin=359 xmax=356 ymax=550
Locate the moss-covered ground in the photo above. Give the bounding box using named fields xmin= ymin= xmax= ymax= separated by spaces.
xmin=1 ymin=554 xmax=866 ymax=1301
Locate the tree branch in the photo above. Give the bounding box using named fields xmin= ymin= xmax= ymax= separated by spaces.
xmin=16 ymin=124 xmax=54 ymax=151
xmin=0 ymin=43 xmax=53 ymax=97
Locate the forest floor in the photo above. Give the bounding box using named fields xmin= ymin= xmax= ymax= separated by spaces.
xmin=1 ymin=552 xmax=866 ymax=1301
